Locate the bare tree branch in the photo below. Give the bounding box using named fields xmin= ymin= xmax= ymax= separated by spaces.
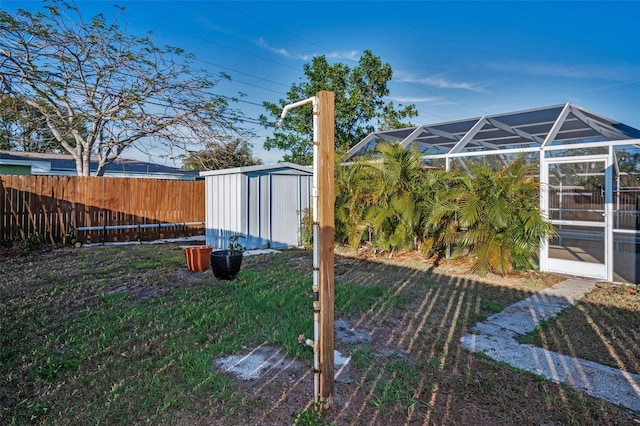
xmin=0 ymin=0 xmax=243 ymax=176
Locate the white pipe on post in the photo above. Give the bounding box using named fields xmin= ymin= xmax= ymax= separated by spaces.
xmin=310 ymin=96 xmax=321 ymax=403
xmin=276 ymin=97 xmax=316 ymax=128
xmin=277 ymin=96 xmax=321 ymax=403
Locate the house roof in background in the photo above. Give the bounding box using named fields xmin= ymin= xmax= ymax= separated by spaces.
xmin=0 ymin=151 xmax=199 ymax=179
xmin=199 ymin=162 xmax=312 ymax=177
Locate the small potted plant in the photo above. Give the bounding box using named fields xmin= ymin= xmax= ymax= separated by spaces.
xmin=210 ymin=235 xmax=245 ymax=280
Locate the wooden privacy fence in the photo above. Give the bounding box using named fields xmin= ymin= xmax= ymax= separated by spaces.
xmin=549 ymin=187 xmax=640 ymax=229
xmin=1 ymin=175 xmax=205 ymax=245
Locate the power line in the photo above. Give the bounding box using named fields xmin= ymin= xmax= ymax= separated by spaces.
xmin=218 ymin=78 xmax=286 ymax=96
xmin=212 ymin=1 xmax=330 ymax=54
xmin=207 ymin=1 xmax=495 ymax=120
xmin=2 ymin=0 xmax=281 ymax=161
xmin=3 ymin=0 xmax=293 ymax=99
xmin=3 ymin=0 xmax=498 ymax=148
xmin=197 ymin=57 xmax=290 ymax=89
xmin=4 ymin=0 xmax=508 ymax=124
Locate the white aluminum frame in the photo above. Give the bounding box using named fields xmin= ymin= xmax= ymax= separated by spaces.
xmin=345 ymin=103 xmax=639 ymax=282
xmin=540 ymin=153 xmax=613 ymax=281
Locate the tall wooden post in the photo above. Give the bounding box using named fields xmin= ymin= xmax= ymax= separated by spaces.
xmin=317 ymin=90 xmax=335 ymax=408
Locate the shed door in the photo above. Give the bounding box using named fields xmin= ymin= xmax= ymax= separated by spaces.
xmin=270 ymin=175 xmax=301 ymax=249
xmin=543 ymin=155 xmax=612 ymax=280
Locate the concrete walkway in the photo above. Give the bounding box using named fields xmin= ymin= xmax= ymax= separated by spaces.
xmin=460 ymin=278 xmax=640 ymax=412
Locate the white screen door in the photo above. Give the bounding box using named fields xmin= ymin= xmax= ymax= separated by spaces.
xmin=544 ymin=155 xmax=611 ymax=280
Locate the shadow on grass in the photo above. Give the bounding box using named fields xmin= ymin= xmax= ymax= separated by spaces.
xmin=0 ymin=246 xmax=637 ymax=425
xmin=520 ymin=284 xmax=640 ymax=375
xmin=242 ymin=251 xmax=638 ymax=424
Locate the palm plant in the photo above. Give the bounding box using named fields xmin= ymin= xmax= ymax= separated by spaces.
xmin=335 ymin=157 xmax=374 ymax=249
xmin=335 ymin=143 xmax=454 ymax=257
xmin=428 ymin=156 xmax=555 ymax=275
xmin=418 ymin=168 xmax=456 ymax=255
xmin=363 ymin=143 xmax=429 ymax=255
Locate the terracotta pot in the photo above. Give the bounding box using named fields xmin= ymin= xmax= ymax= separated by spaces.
xmin=183 ymin=245 xmax=213 ymax=272
xmin=210 ymin=250 xmax=243 ymax=280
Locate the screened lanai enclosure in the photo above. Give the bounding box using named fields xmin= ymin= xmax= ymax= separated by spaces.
xmin=345 ymin=103 xmax=640 ymax=284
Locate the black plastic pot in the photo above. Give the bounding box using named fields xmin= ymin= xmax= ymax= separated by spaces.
xmin=210 ymin=250 xmax=243 ymax=280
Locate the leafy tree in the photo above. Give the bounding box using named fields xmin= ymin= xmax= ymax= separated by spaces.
xmin=618 ymin=150 xmax=640 ymax=173
xmin=617 ymin=149 xmax=640 ymax=188
xmin=0 ymin=1 xmax=241 ymax=176
xmin=0 ymin=93 xmax=63 ymax=152
xmin=260 ymin=50 xmax=417 ymax=165
xmin=181 ymin=137 xmax=262 ymax=171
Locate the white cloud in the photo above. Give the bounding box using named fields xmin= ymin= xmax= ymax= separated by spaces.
xmin=387 ymin=96 xmax=451 ymax=104
xmin=324 ymin=50 xmax=360 ymax=61
xmin=395 ymin=72 xmax=485 ymax=92
xmin=257 ymin=38 xmax=359 ymax=61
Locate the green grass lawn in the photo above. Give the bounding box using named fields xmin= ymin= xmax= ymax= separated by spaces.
xmin=1 ymin=244 xmax=637 ymax=425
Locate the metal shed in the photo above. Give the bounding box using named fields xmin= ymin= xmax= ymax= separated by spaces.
xmin=345 ymin=103 xmax=640 ymax=284
xmin=200 ymin=163 xmax=312 ymax=250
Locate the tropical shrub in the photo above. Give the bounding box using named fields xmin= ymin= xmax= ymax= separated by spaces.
xmin=335 ymin=143 xmax=453 ymax=256
xmin=336 ymin=146 xmax=554 ymax=274
xmin=427 ymin=156 xmax=556 ymax=275
xmin=364 ymin=143 xmax=428 ymax=255
xmin=335 ymin=157 xmax=374 ymax=249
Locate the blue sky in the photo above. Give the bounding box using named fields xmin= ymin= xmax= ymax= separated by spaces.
xmin=3 ymin=1 xmax=640 ymax=165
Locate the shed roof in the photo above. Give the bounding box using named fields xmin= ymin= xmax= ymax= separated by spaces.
xmin=344 ymin=103 xmax=640 ymax=160
xmin=199 ymin=162 xmax=312 ymax=177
